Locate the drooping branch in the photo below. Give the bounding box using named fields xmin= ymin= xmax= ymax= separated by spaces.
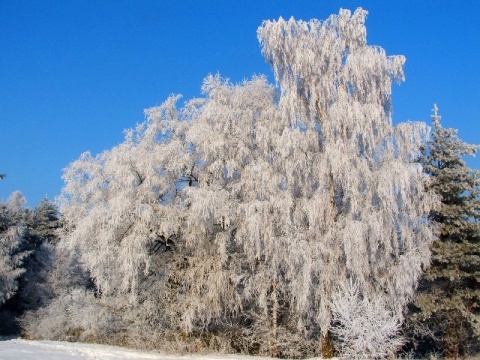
xmin=115 ymin=222 xmax=134 ymax=243
xmin=133 ymin=169 xmax=146 ymax=186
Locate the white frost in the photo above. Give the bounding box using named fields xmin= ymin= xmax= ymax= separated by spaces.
xmin=0 ymin=338 xmax=329 ymax=360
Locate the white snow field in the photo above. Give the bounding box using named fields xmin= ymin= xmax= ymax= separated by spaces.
xmin=0 ymin=338 xmax=325 ymax=360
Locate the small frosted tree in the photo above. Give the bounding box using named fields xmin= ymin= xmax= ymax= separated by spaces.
xmin=0 ymin=222 xmax=25 ymax=305
xmin=6 ymin=190 xmax=26 ymax=216
xmin=330 ymin=280 xmax=404 ymax=359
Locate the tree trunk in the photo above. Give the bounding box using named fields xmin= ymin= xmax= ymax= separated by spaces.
xmin=270 ymin=281 xmax=278 ymax=358
xmin=444 ymin=313 xmax=462 ymax=360
xmin=321 ymin=331 xmax=334 ymax=358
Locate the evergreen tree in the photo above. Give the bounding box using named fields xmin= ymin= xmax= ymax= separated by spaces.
xmin=26 ymin=198 xmax=61 ymax=245
xmin=0 ymin=192 xmax=28 ymax=334
xmin=0 ymin=192 xmax=28 ymax=306
xmin=412 ymin=105 xmax=480 ymax=358
xmin=18 ymin=198 xmax=61 ymax=313
xmin=0 ymin=195 xmax=61 ymax=335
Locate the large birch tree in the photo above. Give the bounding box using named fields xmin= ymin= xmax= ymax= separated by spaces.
xmin=54 ymin=8 xmax=436 ymax=358
xmin=181 ymin=8 xmax=435 ymax=357
xmin=255 ymin=8 xmax=435 ymax=345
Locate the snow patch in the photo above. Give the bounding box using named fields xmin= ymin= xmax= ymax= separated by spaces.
xmin=0 ymin=338 xmax=330 ymax=360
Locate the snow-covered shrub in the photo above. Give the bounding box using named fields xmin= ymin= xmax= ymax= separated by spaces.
xmin=22 ymin=289 xmax=126 ymax=343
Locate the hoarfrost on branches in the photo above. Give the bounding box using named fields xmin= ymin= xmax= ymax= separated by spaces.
xmin=254 ymin=7 xmax=435 ymax=336
xmin=330 ymin=280 xmax=404 ymax=359
xmin=411 ymin=106 xmax=480 ymax=357
xmin=55 ymin=8 xmax=437 ymax=357
xmin=59 ymin=95 xmax=192 ymax=300
xmin=0 ymin=192 xmax=28 ymax=305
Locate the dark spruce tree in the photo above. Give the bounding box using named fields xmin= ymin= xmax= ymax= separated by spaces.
xmin=18 ymin=198 xmax=61 ymax=312
xmin=412 ymin=105 xmax=480 ymax=358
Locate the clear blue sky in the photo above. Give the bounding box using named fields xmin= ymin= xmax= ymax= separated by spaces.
xmin=1 ymin=1 xmax=479 ymax=207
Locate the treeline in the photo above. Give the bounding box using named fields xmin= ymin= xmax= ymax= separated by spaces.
xmin=0 ymin=8 xmax=478 ymax=359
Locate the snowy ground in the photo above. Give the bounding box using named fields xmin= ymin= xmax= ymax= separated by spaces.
xmin=0 ymin=338 xmax=324 ymax=360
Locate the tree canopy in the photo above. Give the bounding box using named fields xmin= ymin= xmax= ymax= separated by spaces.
xmin=17 ymin=8 xmax=442 ymax=359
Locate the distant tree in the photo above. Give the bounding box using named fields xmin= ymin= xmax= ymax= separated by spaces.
xmin=27 ymin=198 xmax=61 ymax=245
xmin=6 ymin=191 xmax=26 ymax=217
xmin=0 ymin=192 xmax=28 ymax=306
xmin=0 ymin=223 xmax=25 ymax=306
xmin=18 ymin=198 xmax=61 ymax=312
xmin=0 ymin=194 xmax=62 ymax=335
xmin=411 ymin=106 xmax=480 ymax=358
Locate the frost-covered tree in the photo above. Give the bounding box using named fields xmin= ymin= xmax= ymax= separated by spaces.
xmin=0 ymin=219 xmax=25 ymax=305
xmin=0 ymin=195 xmax=62 ymax=335
xmin=330 ymin=280 xmax=404 ymax=359
xmin=411 ymin=106 xmax=480 ymax=358
xmin=26 ymin=198 xmax=61 ymax=245
xmin=18 ymin=198 xmax=61 ymax=312
xmin=172 ymin=8 xmax=436 ymax=357
xmin=46 ymin=95 xmax=198 ymax=346
xmin=256 ymin=8 xmax=434 ymax=356
xmin=6 ymin=190 xmax=26 ymax=217
xmin=58 ymin=94 xmax=193 ymax=300
xmin=51 ymin=8 xmax=436 ymax=358
xmin=0 ymin=192 xmax=28 ymax=306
